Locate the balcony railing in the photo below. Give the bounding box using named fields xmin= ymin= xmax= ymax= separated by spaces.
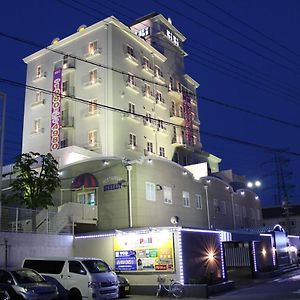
xmin=84 ymin=48 xmax=102 ymax=59
xmin=125 ymin=53 xmax=139 ymax=65
xmin=126 ymin=80 xmax=139 ymax=93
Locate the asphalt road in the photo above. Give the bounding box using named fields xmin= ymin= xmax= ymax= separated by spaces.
xmin=123 ymin=269 xmax=300 ymax=300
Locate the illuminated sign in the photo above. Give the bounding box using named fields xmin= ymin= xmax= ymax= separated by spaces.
xmin=135 ymin=27 xmax=150 ymax=38
xmin=103 ymin=176 xmax=125 ymax=192
xmin=50 ymin=68 xmax=62 ymax=150
xmin=166 ymin=29 xmax=179 ymax=47
xmin=114 ymin=231 xmax=174 ymax=272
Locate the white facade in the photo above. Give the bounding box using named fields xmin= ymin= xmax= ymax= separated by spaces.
xmin=23 ymin=14 xmax=201 ymax=168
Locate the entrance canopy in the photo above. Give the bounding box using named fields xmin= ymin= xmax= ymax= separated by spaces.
xmin=71 ymin=173 xmax=98 ymax=190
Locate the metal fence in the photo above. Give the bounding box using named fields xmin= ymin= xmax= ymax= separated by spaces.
xmin=0 ymin=205 xmax=74 ymax=235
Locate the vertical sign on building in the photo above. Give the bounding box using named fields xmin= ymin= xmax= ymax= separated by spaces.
xmin=50 ymin=68 xmax=62 ymax=151
xmin=183 ymin=90 xmax=193 ymax=146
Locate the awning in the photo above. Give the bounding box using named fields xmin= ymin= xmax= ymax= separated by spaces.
xmin=71 ymin=173 xmax=98 ymax=189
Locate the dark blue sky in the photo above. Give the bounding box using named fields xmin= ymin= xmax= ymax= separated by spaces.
xmin=0 ymin=0 xmax=299 ymax=207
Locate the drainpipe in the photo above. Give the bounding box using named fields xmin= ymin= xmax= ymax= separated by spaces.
xmin=204 ymin=185 xmax=211 ymax=229
xmin=231 ymin=190 xmax=236 ymax=229
xmin=126 ymin=165 xmax=133 ymax=228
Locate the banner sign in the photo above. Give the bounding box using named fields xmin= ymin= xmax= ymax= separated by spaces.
xmin=50 ymin=68 xmax=62 ymax=151
xmin=114 ymin=231 xmax=174 ymax=272
xmin=183 ymin=90 xmax=193 ymax=146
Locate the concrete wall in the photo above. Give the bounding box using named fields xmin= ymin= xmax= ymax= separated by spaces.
xmin=0 ymin=232 xmax=73 ymax=268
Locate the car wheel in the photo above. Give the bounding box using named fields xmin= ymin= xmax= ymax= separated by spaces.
xmin=68 ymin=288 xmax=82 ymax=300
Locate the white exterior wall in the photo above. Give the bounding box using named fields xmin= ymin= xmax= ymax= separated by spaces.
xmin=22 ymin=15 xmax=201 ymax=168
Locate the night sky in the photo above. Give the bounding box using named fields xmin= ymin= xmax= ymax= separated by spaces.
xmin=0 ymin=0 xmax=299 ymax=208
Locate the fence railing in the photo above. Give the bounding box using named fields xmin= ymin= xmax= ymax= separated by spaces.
xmin=0 ymin=205 xmax=74 ymax=235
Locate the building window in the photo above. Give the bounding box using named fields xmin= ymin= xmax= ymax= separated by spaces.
xmin=157 ymin=119 xmax=165 ymax=130
xmin=143 ymin=84 xmax=152 ymax=97
xmin=147 ymin=141 xmax=153 ymax=153
xmin=89 ymin=69 xmax=97 ymax=83
xmin=154 ymin=65 xmax=163 ymax=78
xmin=89 ymin=41 xmax=98 ymax=55
xmin=195 ymin=194 xmax=202 ymax=209
xmin=163 ymin=186 xmax=172 ymax=204
xmin=89 ymin=99 xmax=97 ymax=113
xmin=169 ymin=77 xmax=175 ymax=91
xmin=146 ymin=182 xmax=156 ymax=201
xmin=143 ymin=57 xmax=150 ymax=69
xmin=159 ymin=146 xmax=165 ymax=157
xmin=34 ymin=119 xmax=41 ymax=133
xmin=213 ymin=199 xmax=220 ymax=213
xmin=234 ymin=204 xmax=239 ymax=216
xmin=127 ymin=73 xmax=136 ymax=86
xmin=62 ymin=81 xmax=69 ymax=95
xmin=220 ymin=200 xmax=226 ymax=214
xmin=129 ymin=133 xmax=137 ymax=147
xmin=127 ymin=45 xmax=135 ymax=57
xmin=156 ymin=91 xmax=164 ymax=103
xmin=145 ymin=112 xmax=152 ymax=123
xmin=36 ymin=65 xmax=42 ymax=78
xmin=36 ymin=92 xmax=42 ymax=103
xmin=183 ymin=191 xmax=190 ymax=207
xmin=88 ymin=130 xmax=97 ymax=145
xmin=128 ymin=102 xmax=135 ymax=114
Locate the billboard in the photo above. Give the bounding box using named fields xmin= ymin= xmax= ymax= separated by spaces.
xmin=114 ymin=231 xmax=174 ymax=272
xmin=50 ymin=68 xmax=62 ymax=151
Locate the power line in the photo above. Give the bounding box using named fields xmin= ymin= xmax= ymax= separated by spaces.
xmin=153 ymin=0 xmax=300 ymax=76
xmin=205 ymin=0 xmax=300 ymax=59
xmin=201 ymin=95 xmax=300 ymax=129
xmin=182 ymin=0 xmax=300 ymax=69
xmin=1 ymin=76 xmax=300 ymax=158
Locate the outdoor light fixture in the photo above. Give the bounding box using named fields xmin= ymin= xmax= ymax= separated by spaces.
xmin=147 ymin=158 xmax=152 ymax=163
xmin=255 ymin=180 xmax=261 ymax=187
xmin=247 ymin=182 xmax=253 ymax=188
xmin=255 ymin=196 xmax=259 ymax=200
xmin=240 ymin=191 xmax=245 ymax=196
xmin=207 ymin=250 xmax=215 ymax=262
xmin=247 ymin=180 xmax=261 ymax=188
xmin=206 ymin=179 xmax=211 ymax=184
xmin=103 ymin=160 xmax=109 ymax=166
xmin=156 ymin=184 xmax=163 ymax=191
xmin=261 ymin=248 xmax=267 ymax=257
xmin=182 ymin=170 xmax=187 ymax=175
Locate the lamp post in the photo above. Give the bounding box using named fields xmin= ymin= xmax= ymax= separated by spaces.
xmin=125 ymin=164 xmax=133 ymax=228
xmin=204 ymin=184 xmax=211 ymax=229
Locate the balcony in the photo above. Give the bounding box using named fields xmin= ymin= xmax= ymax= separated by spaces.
xmin=142 ymin=63 xmax=154 ymax=75
xmin=127 ymin=143 xmax=141 ymax=152
xmin=155 ymin=94 xmax=166 ymax=109
xmin=84 ymin=142 xmax=101 ymax=150
xmin=125 ymin=53 xmax=139 ymax=66
xmin=54 ymin=58 xmax=76 ymax=74
xmin=84 ymin=48 xmax=102 ymax=59
xmin=84 ymin=77 xmax=102 ymax=87
xmin=31 ymin=98 xmax=45 ymax=107
xmin=84 ymin=108 xmax=101 ymax=118
xmin=154 ymin=73 xmax=165 ymax=84
xmin=62 ymin=86 xmax=75 ymax=97
xmin=143 ymin=117 xmax=156 ymax=129
xmin=169 ymin=110 xmax=184 ymax=125
xmin=30 ymin=127 xmax=44 ymax=135
xmin=143 ymin=89 xmax=155 ymax=102
xmin=168 ymin=84 xmax=182 ymax=100
xmin=32 ymin=71 xmax=47 ymax=82
xmin=125 ymin=113 xmax=140 ymax=123
xmin=172 ymin=135 xmax=186 ymax=146
xmin=126 ymin=80 xmax=139 ymax=93
xmin=61 ymin=116 xmax=74 ymax=128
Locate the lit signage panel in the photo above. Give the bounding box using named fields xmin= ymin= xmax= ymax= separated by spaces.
xmin=114 ymin=231 xmax=174 ymax=272
xmin=50 ymin=68 xmax=62 ymax=150
xmin=135 ymin=27 xmax=150 ymax=38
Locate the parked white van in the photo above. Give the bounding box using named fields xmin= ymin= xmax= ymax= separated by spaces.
xmin=22 ymin=257 xmax=118 ymax=300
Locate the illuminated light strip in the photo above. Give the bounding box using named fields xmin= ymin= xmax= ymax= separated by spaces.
xmin=75 ymin=233 xmax=116 ymax=239
xmin=260 ymin=233 xmax=272 ymax=237
xmin=252 ymin=241 xmax=257 ymax=272
xmin=219 ymin=231 xmax=232 ymax=242
xmin=272 ymin=247 xmax=276 ymax=266
xmin=288 ymin=235 xmax=300 ymax=238
xmin=218 ymin=232 xmax=226 ymax=279
xmin=180 ymin=228 xmax=220 ymax=234
xmin=177 ymin=230 xmax=185 ymax=285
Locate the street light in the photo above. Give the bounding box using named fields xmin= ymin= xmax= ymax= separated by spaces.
xmin=247 ymin=180 xmax=261 ymax=188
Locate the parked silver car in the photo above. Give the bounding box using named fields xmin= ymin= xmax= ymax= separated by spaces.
xmin=0 ymin=268 xmax=58 ymax=300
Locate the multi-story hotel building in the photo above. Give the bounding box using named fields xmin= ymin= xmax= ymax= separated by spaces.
xmin=22 ymin=12 xmax=209 ymax=169
xmin=18 ymin=12 xmax=262 ymax=232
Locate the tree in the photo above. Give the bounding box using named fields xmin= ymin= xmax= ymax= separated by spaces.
xmin=11 ymin=152 xmax=61 ymax=231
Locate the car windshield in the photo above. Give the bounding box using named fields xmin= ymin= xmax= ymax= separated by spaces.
xmin=12 ymin=269 xmax=45 ymax=284
xmin=82 ymin=260 xmax=111 ymax=273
